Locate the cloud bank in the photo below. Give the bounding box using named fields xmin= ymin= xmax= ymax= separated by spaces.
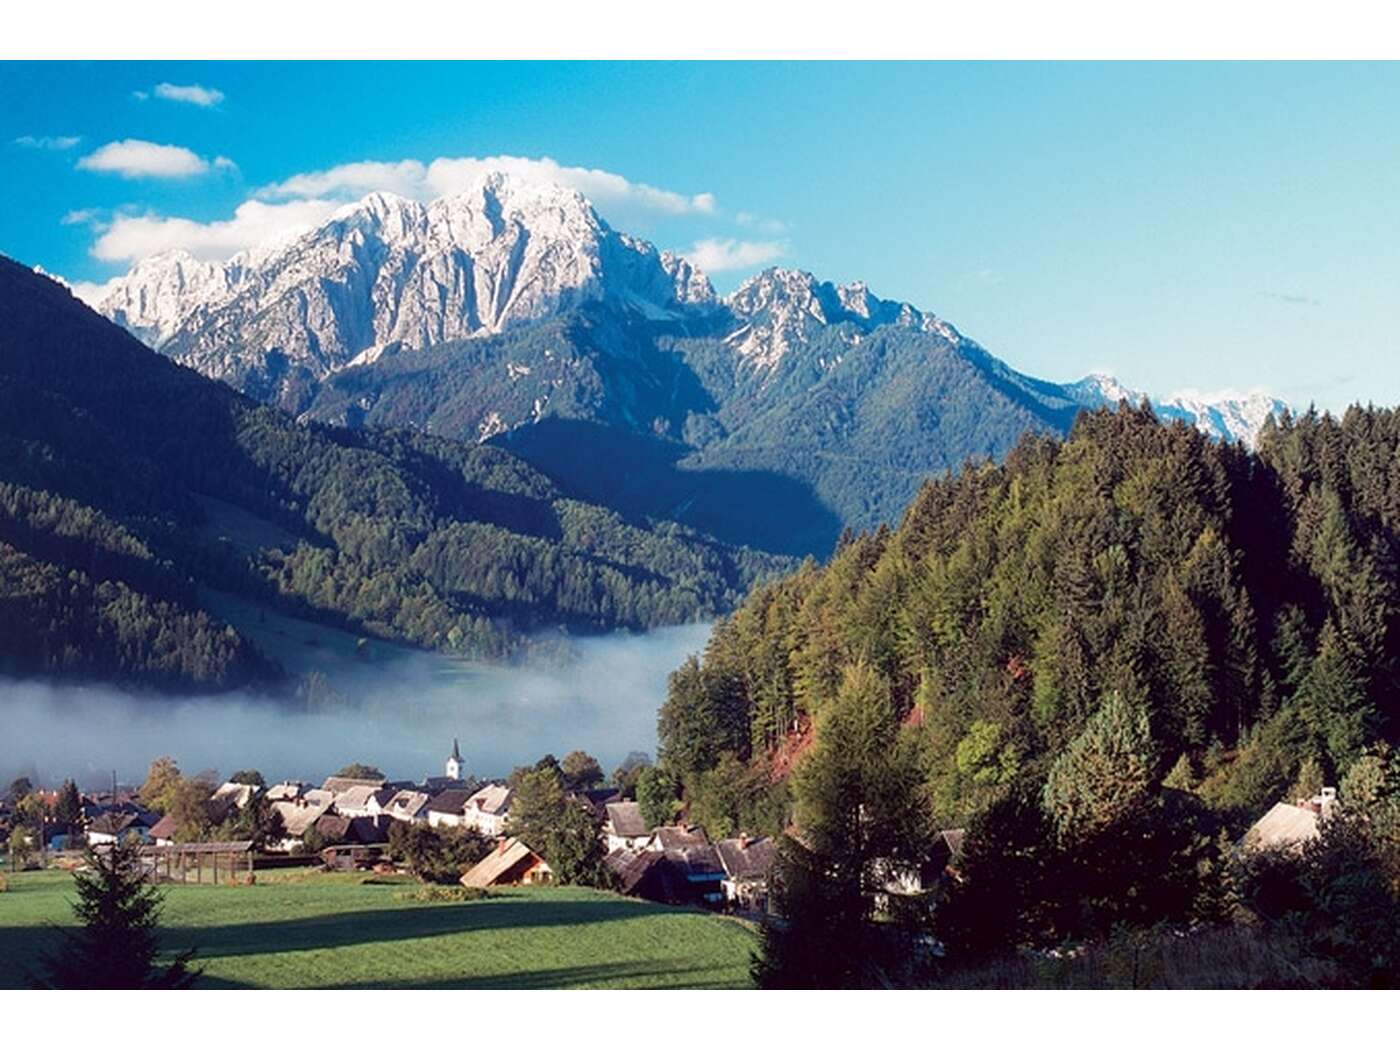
xmin=685 ymin=237 xmax=787 ymax=272
xmin=0 ymin=623 xmax=710 ymax=789
xmin=259 ymin=153 xmax=718 ymax=218
xmin=90 ymin=199 xmax=342 ymax=262
xmin=77 ymin=139 xmax=235 ymax=178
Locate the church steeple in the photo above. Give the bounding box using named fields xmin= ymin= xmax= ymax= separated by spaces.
xmin=446 ymin=738 xmax=463 ymax=781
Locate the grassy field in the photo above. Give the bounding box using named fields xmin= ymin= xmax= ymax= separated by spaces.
xmin=0 ymin=869 xmax=757 ymax=989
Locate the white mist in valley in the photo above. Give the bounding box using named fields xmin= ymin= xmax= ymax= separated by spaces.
xmin=0 ymin=623 xmax=711 ymax=790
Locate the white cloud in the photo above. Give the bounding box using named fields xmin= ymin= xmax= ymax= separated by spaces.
xmin=68 ymin=276 xmax=124 ymax=306
xmin=258 ymin=153 xmax=718 ymax=219
xmin=14 ymin=135 xmax=81 ymax=150
xmin=735 ymin=211 xmax=787 ymax=234
xmin=61 ymin=208 xmax=103 ymax=226
xmin=152 ymin=82 xmax=225 ymax=108
xmin=90 ymin=198 xmax=341 ymax=262
xmin=684 ymin=237 xmax=787 ymax=272
xmin=77 ymin=139 xmax=232 ymax=178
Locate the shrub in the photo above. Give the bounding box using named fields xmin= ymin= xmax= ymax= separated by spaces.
xmin=393 ymin=885 xmax=492 ymax=903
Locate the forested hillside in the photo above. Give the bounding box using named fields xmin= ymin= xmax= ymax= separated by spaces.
xmin=0 ymin=257 xmax=787 ymax=692
xmin=659 ymin=403 xmax=1400 ymax=832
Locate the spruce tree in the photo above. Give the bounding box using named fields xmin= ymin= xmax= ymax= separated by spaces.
xmin=1042 ymin=690 xmax=1158 ymax=842
xmin=33 ymin=836 xmax=198 ymax=989
xmin=753 ymin=663 xmax=932 ymax=988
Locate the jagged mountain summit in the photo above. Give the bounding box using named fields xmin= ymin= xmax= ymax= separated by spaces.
xmin=1064 ymin=373 xmax=1289 ymax=448
xmin=81 ymin=172 xmax=1288 ymax=555
xmin=88 ymin=173 xmax=714 ymax=408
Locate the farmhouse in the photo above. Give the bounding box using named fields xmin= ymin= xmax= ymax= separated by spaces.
xmin=462 ymin=783 xmax=514 ymax=837
xmin=605 ymin=847 xmax=677 ymax=902
xmin=86 ymin=810 xmax=155 ymax=846
xmin=460 ymin=837 xmax=553 ymax=888
xmin=1243 ymin=787 xmax=1338 ymax=854
xmin=714 ymin=835 xmax=778 ymax=913
xmin=269 ymin=789 xmax=335 ymax=851
xmin=382 ymin=789 xmax=431 ymax=823
xmin=315 ymin=813 xmax=391 ymax=846
xmin=321 ymin=775 xmax=387 ymax=796
xmin=331 ymin=784 xmax=385 ymax=818
xmin=650 ymin=826 xmax=726 ymax=907
xmin=149 ymin=813 xmax=179 ymax=847
xmin=603 ymin=801 xmax=652 ymax=852
xmin=425 ymin=788 xmax=476 ymax=830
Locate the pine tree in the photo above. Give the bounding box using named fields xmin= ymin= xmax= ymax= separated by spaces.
xmin=33 ymin=837 xmax=198 ymax=989
xmin=1042 ymin=691 xmax=1158 ymax=842
xmin=752 ymin=663 xmax=932 ymax=988
xmin=53 ymin=779 xmax=82 ymax=828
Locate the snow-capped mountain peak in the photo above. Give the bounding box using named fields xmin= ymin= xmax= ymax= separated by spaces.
xmin=721 ymin=267 xmax=961 ymax=371
xmin=85 ymin=171 xmax=715 ymax=405
xmin=1065 ymin=372 xmax=1287 ymax=447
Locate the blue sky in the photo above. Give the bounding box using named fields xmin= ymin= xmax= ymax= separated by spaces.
xmin=2 ymin=61 xmax=1397 ymax=410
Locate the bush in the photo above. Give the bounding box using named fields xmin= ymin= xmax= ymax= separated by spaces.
xmin=393 ymin=885 xmax=492 ymax=903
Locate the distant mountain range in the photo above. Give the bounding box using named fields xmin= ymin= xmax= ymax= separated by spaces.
xmin=75 ymin=172 xmax=1289 ymax=557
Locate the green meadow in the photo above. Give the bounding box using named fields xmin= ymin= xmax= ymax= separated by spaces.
xmin=0 ymin=869 xmax=756 ymax=989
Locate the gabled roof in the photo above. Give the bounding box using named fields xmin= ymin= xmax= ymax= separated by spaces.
xmin=271 ymin=793 xmax=334 ymax=837
xmin=605 ymin=847 xmax=667 ymax=894
xmin=331 ymin=784 xmax=381 ymax=811
xmin=605 ymin=801 xmax=650 ymax=839
xmin=653 ymin=825 xmax=709 ymax=852
xmin=265 ymin=781 xmax=310 ymax=803
xmin=210 ymin=782 xmax=258 ymax=810
xmin=385 ymin=789 xmax=430 ymax=817
xmin=148 ymin=813 xmax=180 ymax=841
xmin=1244 ymin=801 xmax=1321 ymax=853
xmin=369 ymin=787 xmax=398 ymax=808
xmin=321 ymin=775 xmax=387 ymax=795
xmin=466 ymin=783 xmax=513 ymax=816
xmin=88 ymin=811 xmax=145 ymax=836
xmin=425 ymin=788 xmax=474 ymax=815
xmin=460 ymin=838 xmax=550 ymax=888
xmin=715 ymin=836 xmax=778 ymax=881
xmin=939 ymin=828 xmax=966 ymax=860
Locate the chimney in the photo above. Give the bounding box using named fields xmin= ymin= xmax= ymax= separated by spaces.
xmin=498 ymin=838 xmax=508 ymax=855
xmin=739 ymin=834 xmax=749 ymax=850
xmin=1318 ymin=786 xmax=1338 ymax=818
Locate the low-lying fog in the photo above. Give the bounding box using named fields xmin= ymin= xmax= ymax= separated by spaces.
xmin=1 ymin=623 xmax=711 ymax=790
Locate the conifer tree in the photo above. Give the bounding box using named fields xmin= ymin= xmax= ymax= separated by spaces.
xmin=1042 ymin=691 xmax=1157 ymax=842
xmin=33 ymin=837 xmax=198 ymax=989
xmin=753 ymin=663 xmax=931 ymax=988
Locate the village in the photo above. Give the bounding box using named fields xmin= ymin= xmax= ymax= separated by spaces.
xmin=2 ymin=740 xmax=799 ymax=915
xmin=2 ymin=734 xmax=1341 ymax=926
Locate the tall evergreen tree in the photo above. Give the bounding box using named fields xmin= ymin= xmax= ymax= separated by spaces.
xmin=32 ymin=837 xmax=198 ymax=989
xmin=753 ymin=663 xmax=932 ymax=988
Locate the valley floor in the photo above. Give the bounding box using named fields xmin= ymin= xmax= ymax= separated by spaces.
xmin=0 ymin=870 xmax=757 ymax=989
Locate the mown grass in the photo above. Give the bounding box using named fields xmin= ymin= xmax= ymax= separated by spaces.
xmin=0 ymin=869 xmax=756 ymax=989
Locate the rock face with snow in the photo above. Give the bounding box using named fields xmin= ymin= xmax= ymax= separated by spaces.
xmin=83 ymin=172 xmax=1288 ymax=554
xmin=90 ymin=174 xmax=715 ymax=409
xmin=1064 ymin=373 xmax=1288 ymax=448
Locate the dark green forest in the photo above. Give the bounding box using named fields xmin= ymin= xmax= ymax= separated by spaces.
xmin=302 ymin=301 xmax=1082 ymax=557
xmin=663 ymin=403 xmax=1400 ymax=824
xmin=659 ymin=404 xmax=1400 ymax=983
xmin=0 ymin=258 xmax=787 ymax=691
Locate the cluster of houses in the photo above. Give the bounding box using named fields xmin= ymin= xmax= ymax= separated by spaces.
xmin=14 ymin=741 xmax=1333 ymax=919
xmin=3 ymin=741 xmax=797 ymax=915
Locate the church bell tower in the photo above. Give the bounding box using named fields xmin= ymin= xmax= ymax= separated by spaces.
xmin=446 ymin=738 xmax=464 ymax=781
